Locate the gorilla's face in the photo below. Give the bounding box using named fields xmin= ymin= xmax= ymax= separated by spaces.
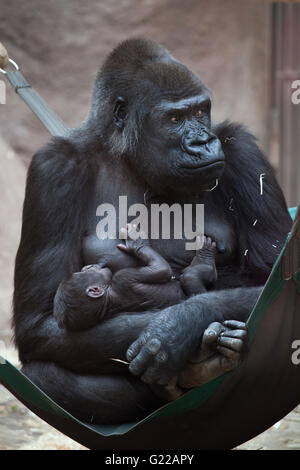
xmin=137 ymin=92 xmax=225 ymax=194
xmin=105 ymin=45 xmax=225 ymax=195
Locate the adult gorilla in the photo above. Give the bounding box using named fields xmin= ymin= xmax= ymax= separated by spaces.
xmin=13 ymin=38 xmax=292 ymax=424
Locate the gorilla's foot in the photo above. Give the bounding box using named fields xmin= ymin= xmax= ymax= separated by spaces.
xmin=192 ymin=236 xmax=217 ymax=265
xmin=178 ymin=320 xmax=248 ymax=389
xmin=180 ymin=236 xmax=218 ymax=295
xmin=150 ymin=377 xmax=184 ymax=403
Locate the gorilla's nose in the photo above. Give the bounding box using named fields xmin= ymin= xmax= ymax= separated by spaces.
xmin=81 ymin=264 xmax=103 ymax=273
xmin=182 ymin=129 xmax=212 ymax=156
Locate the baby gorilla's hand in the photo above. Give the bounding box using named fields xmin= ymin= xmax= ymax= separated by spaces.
xmin=117 ymin=223 xmax=150 ymax=255
xmin=178 ymin=320 xmax=248 ymax=389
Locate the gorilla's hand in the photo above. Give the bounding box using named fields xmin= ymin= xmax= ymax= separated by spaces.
xmin=126 ymin=303 xmax=206 ymax=385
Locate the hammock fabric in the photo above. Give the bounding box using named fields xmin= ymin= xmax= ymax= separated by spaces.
xmin=0 ymin=207 xmax=299 ymax=450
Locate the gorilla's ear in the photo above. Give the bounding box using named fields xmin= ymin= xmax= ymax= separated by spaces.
xmin=113 ymin=97 xmax=127 ymax=129
xmin=85 ymin=285 xmax=105 ymax=299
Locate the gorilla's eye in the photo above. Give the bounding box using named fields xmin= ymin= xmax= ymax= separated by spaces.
xmin=170 ymin=115 xmax=180 ymax=123
xmin=118 ymin=107 xmax=127 ymax=119
xmin=195 ymin=110 xmax=203 ymax=117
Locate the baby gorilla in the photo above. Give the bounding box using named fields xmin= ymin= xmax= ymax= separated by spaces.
xmin=53 ymin=225 xmax=218 ymax=331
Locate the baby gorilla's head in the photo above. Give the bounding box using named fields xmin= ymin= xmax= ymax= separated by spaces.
xmin=53 ymin=265 xmax=112 ymax=331
xmin=80 ymin=264 xmax=112 ymax=299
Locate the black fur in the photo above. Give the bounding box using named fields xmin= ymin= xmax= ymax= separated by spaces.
xmin=213 ymin=121 xmax=291 ymax=283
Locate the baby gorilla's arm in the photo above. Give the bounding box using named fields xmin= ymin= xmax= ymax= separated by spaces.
xmin=117 ymin=224 xmax=173 ymax=284
xmin=109 ymin=225 xmax=184 ymax=312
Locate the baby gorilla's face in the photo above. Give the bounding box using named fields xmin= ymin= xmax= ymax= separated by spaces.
xmin=80 ymin=265 xmax=112 ymax=299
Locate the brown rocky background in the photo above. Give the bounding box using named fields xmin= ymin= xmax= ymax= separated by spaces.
xmin=0 ymin=0 xmax=298 ymax=450
xmin=0 ymin=0 xmax=271 ymax=163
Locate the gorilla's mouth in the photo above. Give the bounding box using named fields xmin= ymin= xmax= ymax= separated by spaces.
xmin=180 ymin=160 xmax=225 ymax=171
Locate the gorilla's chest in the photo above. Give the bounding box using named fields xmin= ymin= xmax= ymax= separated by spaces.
xmin=82 ymin=183 xmax=236 ymax=276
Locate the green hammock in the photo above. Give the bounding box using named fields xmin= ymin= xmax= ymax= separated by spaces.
xmin=0 ymin=206 xmax=299 ymax=450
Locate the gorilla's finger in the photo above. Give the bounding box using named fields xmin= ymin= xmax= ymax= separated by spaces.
xmin=217 ymin=345 xmax=240 ymax=361
xmin=223 ymin=320 xmax=247 ymax=330
xmin=155 ymin=350 xmax=168 ymax=363
xmin=126 ymin=332 xmax=150 ymax=361
xmin=203 ymin=322 xmax=225 ymax=344
xmin=192 ymin=322 xmax=226 ymax=363
xmin=207 ymin=321 xmax=226 ymax=333
xmin=218 ymin=337 xmax=244 ymax=352
xmin=140 ymin=362 xmax=172 ymax=385
xmin=126 ymin=341 xmax=141 ymax=362
xmin=128 ymin=338 xmax=162 ymax=376
xmin=119 ymin=227 xmax=128 ymax=239
xmin=146 ymin=338 xmax=162 ymax=355
xmin=117 ymin=243 xmax=130 ymax=253
xmin=141 ymin=365 xmax=160 ymax=384
xmin=220 ymin=329 xmax=247 ymax=340
xmin=129 ymin=351 xmax=152 ymax=376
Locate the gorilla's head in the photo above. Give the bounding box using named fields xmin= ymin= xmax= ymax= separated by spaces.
xmin=90 ymin=38 xmax=225 ymax=194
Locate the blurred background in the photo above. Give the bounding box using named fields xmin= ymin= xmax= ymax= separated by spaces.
xmin=0 ymin=0 xmax=299 ymax=449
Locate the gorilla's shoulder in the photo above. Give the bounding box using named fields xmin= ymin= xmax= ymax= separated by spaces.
xmin=214 ymin=120 xmax=261 ymax=161
xmin=213 ymin=120 xmax=291 ymax=277
xmin=28 ymin=136 xmax=91 ymax=198
xmin=214 ymin=120 xmax=257 ymax=143
xmin=213 ymin=120 xmax=274 ymax=185
xmin=213 ymin=119 xmax=287 ymax=215
xmin=31 ymin=136 xmax=81 ymax=169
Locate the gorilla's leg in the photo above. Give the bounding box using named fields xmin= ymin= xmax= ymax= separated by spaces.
xmin=181 ymin=236 xmax=217 ymax=296
xmin=22 ymin=362 xmax=160 ymax=424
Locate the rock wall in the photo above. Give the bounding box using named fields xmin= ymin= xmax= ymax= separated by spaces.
xmin=0 ymin=0 xmax=271 ymax=161
xmin=0 ymin=138 xmax=26 ymax=340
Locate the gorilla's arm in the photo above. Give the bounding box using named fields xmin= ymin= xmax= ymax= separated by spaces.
xmin=125 ymin=286 xmax=261 ymax=384
xmin=16 ymin=286 xmax=260 ymax=375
